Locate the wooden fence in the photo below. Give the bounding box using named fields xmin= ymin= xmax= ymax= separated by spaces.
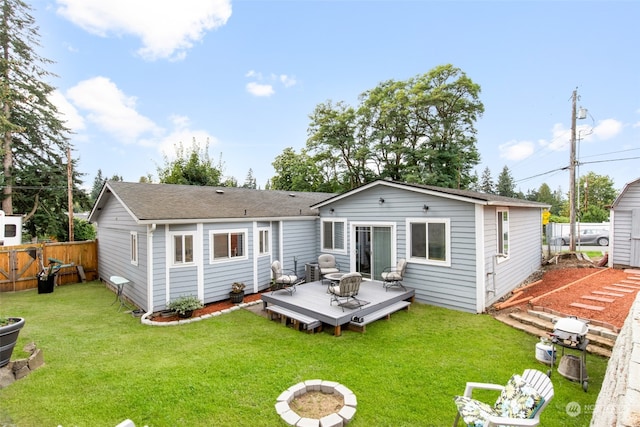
xmin=0 ymin=241 xmax=98 ymax=292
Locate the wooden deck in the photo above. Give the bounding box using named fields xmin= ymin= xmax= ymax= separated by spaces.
xmin=261 ymin=279 xmax=415 ymax=335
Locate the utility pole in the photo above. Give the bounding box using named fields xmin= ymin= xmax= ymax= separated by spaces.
xmin=569 ymin=89 xmax=578 ymax=252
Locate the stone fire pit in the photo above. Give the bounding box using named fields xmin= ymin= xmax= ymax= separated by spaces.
xmin=275 ymin=379 xmax=357 ymax=426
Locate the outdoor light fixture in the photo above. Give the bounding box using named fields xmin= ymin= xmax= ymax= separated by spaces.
xmin=379 ymin=197 xmax=385 ymax=205
xmin=330 ymin=208 xmax=335 ymax=214
xmin=422 ymin=204 xmax=429 ymax=212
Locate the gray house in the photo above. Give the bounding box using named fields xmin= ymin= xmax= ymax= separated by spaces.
xmin=610 ymin=177 xmax=640 ymax=268
xmin=312 ymin=180 xmax=549 ymax=313
xmin=89 ymin=179 xmax=548 ymax=315
xmin=88 ymin=181 xmax=335 ymax=313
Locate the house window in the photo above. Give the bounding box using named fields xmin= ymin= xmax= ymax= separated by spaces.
xmin=211 ymin=230 xmax=247 ymax=261
xmin=258 ymin=229 xmax=269 ymax=255
xmin=322 ymin=219 xmax=345 ymax=252
xmin=4 ymin=224 xmax=16 ymax=238
xmin=130 ymin=231 xmax=138 ymax=266
xmin=497 ymin=209 xmax=509 ymax=257
xmin=172 ymin=233 xmax=194 ymax=265
xmin=407 ymin=218 xmax=450 ymax=266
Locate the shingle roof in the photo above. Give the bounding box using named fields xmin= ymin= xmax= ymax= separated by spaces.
xmin=90 ymin=181 xmax=336 ymax=222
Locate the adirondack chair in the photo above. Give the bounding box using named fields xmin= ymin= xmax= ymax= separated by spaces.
xmin=453 ymin=369 xmax=554 ymax=427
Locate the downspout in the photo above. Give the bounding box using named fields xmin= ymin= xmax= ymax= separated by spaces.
xmin=141 ymin=223 xmax=157 ymax=322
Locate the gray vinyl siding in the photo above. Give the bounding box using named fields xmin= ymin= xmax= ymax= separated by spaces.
xmin=281 ymin=219 xmax=318 ymax=278
xmin=151 ymin=226 xmax=167 ymax=311
xmin=322 ymin=186 xmax=479 ymax=313
xmin=612 ymin=180 xmax=640 ymax=267
xmin=95 ymin=200 xmax=148 ymax=310
xmin=612 ymin=211 xmax=632 ymax=266
xmin=202 ymin=222 xmax=255 ymax=303
xmin=484 ymin=206 xmax=544 ymax=306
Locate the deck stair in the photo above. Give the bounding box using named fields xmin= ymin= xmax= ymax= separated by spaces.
xmin=348 ymin=300 xmax=411 ymax=333
xmin=266 ymin=305 xmax=323 ymax=333
xmin=494 ymin=309 xmax=617 ymax=358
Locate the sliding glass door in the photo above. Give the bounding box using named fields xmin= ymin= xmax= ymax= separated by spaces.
xmin=354 ymin=225 xmax=392 ymax=280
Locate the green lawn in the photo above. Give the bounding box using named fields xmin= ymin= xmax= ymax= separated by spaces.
xmin=0 ymin=282 xmax=607 ymax=426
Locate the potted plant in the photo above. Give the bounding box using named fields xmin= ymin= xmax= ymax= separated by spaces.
xmin=0 ymin=317 xmax=25 ymax=368
xmin=167 ymin=295 xmax=203 ymax=318
xmin=229 ymin=282 xmax=245 ymax=304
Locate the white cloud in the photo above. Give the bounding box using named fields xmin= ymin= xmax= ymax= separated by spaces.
xmin=49 ymin=90 xmax=85 ymax=132
xmin=499 ymin=140 xmax=535 ymax=161
xmin=246 ymin=82 xmax=275 ymax=97
xmin=279 ymin=74 xmax=297 ymax=88
xmin=66 ymin=76 xmax=161 ymax=141
xmin=592 ymin=118 xmax=622 ymax=140
xmin=55 ymin=0 xmax=232 ymax=61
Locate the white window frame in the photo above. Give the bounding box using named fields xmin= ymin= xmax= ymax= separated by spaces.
xmin=169 ymin=231 xmax=196 ymax=267
xmin=210 ymin=229 xmax=248 ymax=263
xmin=497 ymin=208 xmax=510 ymax=260
xmin=258 ymin=228 xmax=270 ymax=256
xmin=406 ymin=217 xmax=451 ymax=267
xmin=321 ymin=218 xmax=347 ymax=253
xmin=130 ymin=231 xmax=138 ymax=266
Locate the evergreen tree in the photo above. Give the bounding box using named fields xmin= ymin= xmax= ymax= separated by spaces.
xmin=242 ymin=168 xmax=257 ymax=189
xmin=1 ymin=0 xmax=87 ymax=240
xmin=496 ymin=166 xmax=516 ymax=197
xmin=479 ymin=167 xmax=494 ymax=194
xmin=90 ymin=169 xmax=105 ymax=203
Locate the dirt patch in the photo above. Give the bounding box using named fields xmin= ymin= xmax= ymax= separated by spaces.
xmin=289 ymin=391 xmax=344 ymax=419
xmin=494 ymin=253 xmax=638 ymax=330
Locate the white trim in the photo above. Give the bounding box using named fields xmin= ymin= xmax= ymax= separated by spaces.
xmin=257 ymin=227 xmax=270 ymax=256
xmin=405 ymin=217 xmax=451 ymax=267
xmin=168 ymin=230 xmax=197 ymax=267
xmin=475 ymin=205 xmax=485 ymax=313
xmin=196 ymin=223 xmax=204 ymax=302
xmin=496 ymin=208 xmax=510 ymax=262
xmin=209 ymin=228 xmax=249 ymax=263
xmin=320 ymin=217 xmax=348 ymax=254
xmin=349 ymin=221 xmax=397 ymax=275
xmin=130 ymin=231 xmax=138 ymax=266
xmin=164 ymin=224 xmax=170 ymax=304
xmin=146 ymin=223 xmax=156 ymax=313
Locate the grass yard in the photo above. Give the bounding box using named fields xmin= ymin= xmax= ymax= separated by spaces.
xmin=0 ymin=282 xmax=608 ymax=426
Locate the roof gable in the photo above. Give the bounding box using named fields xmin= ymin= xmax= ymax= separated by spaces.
xmin=311 ymin=180 xmax=550 ymax=208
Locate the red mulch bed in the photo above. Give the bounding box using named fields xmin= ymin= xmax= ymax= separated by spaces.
xmin=149 ymin=292 xmax=263 ymax=323
xmin=497 ymin=261 xmax=637 ymax=330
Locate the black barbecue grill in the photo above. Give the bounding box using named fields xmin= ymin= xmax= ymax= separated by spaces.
xmin=547 ymin=316 xmax=590 ymax=392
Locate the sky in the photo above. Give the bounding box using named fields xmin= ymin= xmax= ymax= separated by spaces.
xmin=31 ymin=0 xmax=640 ymax=196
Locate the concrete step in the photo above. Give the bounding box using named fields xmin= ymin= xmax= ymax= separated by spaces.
xmin=493 ymin=310 xmax=615 ymax=358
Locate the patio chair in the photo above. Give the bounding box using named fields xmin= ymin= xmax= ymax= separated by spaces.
xmin=329 ymin=272 xmax=363 ymax=311
xmin=381 ymin=258 xmax=407 ymax=291
xmin=318 ymin=254 xmax=340 ymax=275
xmin=270 ymin=261 xmax=298 ymax=295
xmin=453 ymin=368 xmax=554 ymax=427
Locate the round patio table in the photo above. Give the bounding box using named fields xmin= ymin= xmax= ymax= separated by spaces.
xmin=323 ymin=272 xmax=345 ymax=293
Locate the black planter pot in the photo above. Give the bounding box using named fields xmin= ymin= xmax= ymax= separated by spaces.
xmin=0 ymin=317 xmax=25 ymax=368
xmin=177 ymin=310 xmax=193 ymax=319
xmin=229 ymin=292 xmax=244 ymax=304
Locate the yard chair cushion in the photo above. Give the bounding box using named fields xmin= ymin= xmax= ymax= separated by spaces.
xmin=271 ymin=261 xmax=297 ymax=284
xmin=453 ymin=396 xmax=497 ymax=427
xmin=318 ymin=254 xmax=339 ymax=275
xmin=493 ymin=374 xmax=545 ymax=419
xmin=454 ymin=374 xmax=545 ymax=426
